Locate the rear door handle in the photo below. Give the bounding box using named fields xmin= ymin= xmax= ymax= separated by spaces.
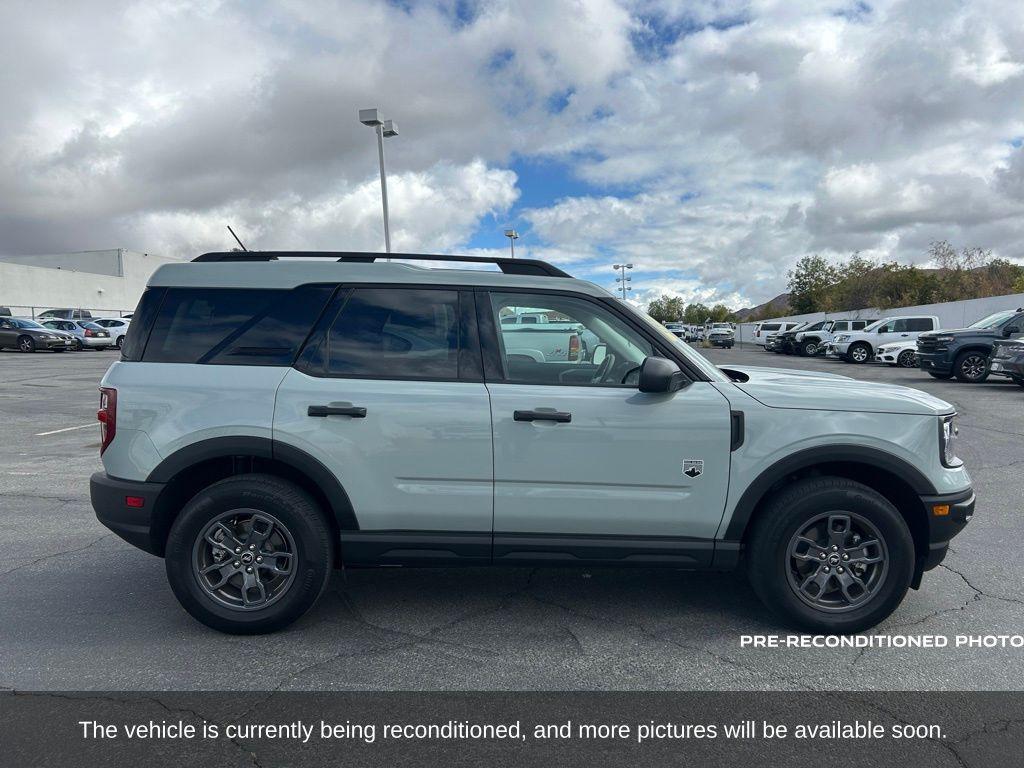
xmin=514 ymin=409 xmax=571 ymax=423
xmin=308 ymin=405 xmax=367 ymax=418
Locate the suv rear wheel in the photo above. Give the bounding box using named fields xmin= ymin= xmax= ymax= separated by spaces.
xmin=800 ymin=340 xmax=818 ymax=356
xmin=953 ymin=350 xmax=989 ymax=383
xmin=845 ymin=342 xmax=871 ymax=364
xmin=746 ymin=476 xmax=914 ymax=634
xmin=165 ymin=474 xmax=333 ymax=634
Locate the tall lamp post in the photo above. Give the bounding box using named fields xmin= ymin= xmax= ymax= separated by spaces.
xmin=504 ymin=229 xmax=519 ymax=258
xmin=358 ymin=108 xmax=399 ymax=255
xmin=613 ymin=263 xmax=633 ymax=300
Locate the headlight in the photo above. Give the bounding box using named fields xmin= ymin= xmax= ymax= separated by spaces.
xmin=934 ymin=335 xmax=955 ymax=343
xmin=940 ymin=414 xmax=962 ymax=468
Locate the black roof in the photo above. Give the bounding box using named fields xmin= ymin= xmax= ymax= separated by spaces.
xmin=192 ymin=251 xmax=572 ymax=278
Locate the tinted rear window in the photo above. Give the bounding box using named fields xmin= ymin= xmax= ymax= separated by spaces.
xmin=141 ymin=286 xmax=332 ymax=365
xmin=324 ymin=288 xmax=461 ymax=379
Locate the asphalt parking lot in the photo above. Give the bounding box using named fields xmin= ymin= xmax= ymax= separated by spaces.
xmin=1 ymin=344 xmax=1022 ymax=692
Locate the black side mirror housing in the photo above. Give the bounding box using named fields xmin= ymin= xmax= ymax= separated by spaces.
xmin=638 ymin=356 xmax=686 ymax=393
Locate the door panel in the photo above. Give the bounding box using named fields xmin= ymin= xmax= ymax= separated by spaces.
xmin=487 ymin=381 xmax=732 ymax=540
xmin=273 ymin=370 xmax=493 ymax=532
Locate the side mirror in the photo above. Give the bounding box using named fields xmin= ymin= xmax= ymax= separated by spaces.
xmin=638 ymin=356 xmax=685 ymax=393
xmin=1003 ymin=326 xmax=1019 ymax=337
xmin=591 ymin=343 xmax=608 ymax=366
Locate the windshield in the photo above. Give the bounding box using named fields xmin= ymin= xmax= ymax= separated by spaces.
xmin=627 ymin=304 xmax=730 ymax=383
xmin=969 ymin=310 xmax=1017 ymax=329
xmin=861 ymin=318 xmax=887 ymax=332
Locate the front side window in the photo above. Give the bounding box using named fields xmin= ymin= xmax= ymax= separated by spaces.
xmin=143 ymin=285 xmax=332 ymax=365
xmin=324 ymin=288 xmax=461 ymax=380
xmin=489 ymin=292 xmax=654 ymax=386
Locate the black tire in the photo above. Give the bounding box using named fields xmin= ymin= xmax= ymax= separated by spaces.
xmin=17 ymin=335 xmax=35 ymax=353
xmin=845 ymin=342 xmax=871 ymax=364
xmin=927 ymin=371 xmax=952 ymax=380
xmin=165 ymin=474 xmax=333 ymax=634
xmin=746 ymin=476 xmax=914 ymax=634
xmin=74 ymin=339 xmax=84 ymax=351
xmin=800 ymin=340 xmax=818 ymax=357
xmin=897 ymin=350 xmax=916 ymax=368
xmin=953 ymin=350 xmax=989 ymax=383
xmin=115 ymin=335 xmax=124 ymax=349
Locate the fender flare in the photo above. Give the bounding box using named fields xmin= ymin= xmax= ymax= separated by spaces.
xmin=722 ymin=445 xmax=937 ymax=541
xmin=147 ymin=436 xmax=359 ymax=530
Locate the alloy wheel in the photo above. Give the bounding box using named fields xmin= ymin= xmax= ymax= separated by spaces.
xmin=960 ymin=354 xmax=987 ymax=381
xmin=192 ymin=509 xmax=297 ymax=611
xmin=786 ymin=512 xmax=888 ymax=613
xmin=897 ymin=350 xmax=916 ymax=368
xmin=850 ymin=345 xmax=869 ymax=363
xmin=18 ymin=336 xmax=34 ymax=352
xmin=803 ymin=341 xmax=818 ymax=356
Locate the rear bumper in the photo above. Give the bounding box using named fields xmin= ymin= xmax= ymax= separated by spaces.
xmin=90 ymin=471 xmax=166 ymax=555
xmin=82 ymin=336 xmax=111 ymax=347
xmin=917 ymin=351 xmax=953 ymax=374
xmin=918 ymin=487 xmax=975 ymax=573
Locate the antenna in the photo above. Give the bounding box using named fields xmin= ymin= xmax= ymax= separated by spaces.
xmin=226 ymin=225 xmax=248 ymax=251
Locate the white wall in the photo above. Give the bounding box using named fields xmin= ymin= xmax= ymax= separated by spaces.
xmin=0 ymin=249 xmax=179 ymax=315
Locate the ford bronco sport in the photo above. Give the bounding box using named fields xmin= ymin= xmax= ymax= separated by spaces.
xmin=91 ymin=252 xmax=974 ymax=635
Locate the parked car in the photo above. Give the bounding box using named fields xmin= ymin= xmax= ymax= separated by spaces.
xmin=916 ymin=308 xmax=1024 ymax=383
xmin=825 ymin=315 xmax=940 ymax=364
xmin=499 ymin=309 xmax=591 ymax=363
xmin=41 ymin=319 xmax=113 ymax=350
xmin=875 ymin=340 xmax=918 ymax=368
xmin=988 ymin=334 xmax=1024 ymax=387
xmin=705 ymin=322 xmax=735 ymax=348
xmin=753 ymin=321 xmax=800 ymax=347
xmin=92 ymin=317 xmax=131 ymax=348
xmin=91 ymin=251 xmax=973 ymax=636
xmin=38 ymin=308 xmax=92 ymax=320
xmin=664 ymin=322 xmax=686 ymax=339
xmin=791 ymin=318 xmax=876 ymax=357
xmin=763 ymin=332 xmax=782 ymax=351
xmin=774 ymin=321 xmax=827 ymax=355
xmin=0 ymin=317 xmax=76 ymax=352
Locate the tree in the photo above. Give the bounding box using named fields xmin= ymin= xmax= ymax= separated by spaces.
xmin=683 ymin=302 xmax=711 ymax=324
xmin=787 ymin=254 xmax=839 ymax=314
xmin=646 ymin=295 xmax=685 ymax=323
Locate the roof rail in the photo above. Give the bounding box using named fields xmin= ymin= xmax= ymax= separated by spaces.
xmin=191 ymin=251 xmax=572 ymax=278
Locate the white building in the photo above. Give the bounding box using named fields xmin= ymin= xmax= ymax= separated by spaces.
xmin=0 ymin=249 xmax=179 ymax=316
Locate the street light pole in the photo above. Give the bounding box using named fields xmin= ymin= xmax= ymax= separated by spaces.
xmin=504 ymin=229 xmax=519 ymax=258
xmin=613 ymin=263 xmax=634 ymax=300
xmin=359 ymin=108 xmax=399 ymax=256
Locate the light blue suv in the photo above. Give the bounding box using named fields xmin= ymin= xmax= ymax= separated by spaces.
xmin=91 ymin=252 xmax=974 ymax=635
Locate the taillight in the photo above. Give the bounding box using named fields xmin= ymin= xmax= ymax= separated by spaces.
xmin=568 ymin=334 xmax=580 ymax=362
xmin=98 ymin=387 xmax=117 ymax=455
xmin=85 ymin=329 xmax=95 ymax=337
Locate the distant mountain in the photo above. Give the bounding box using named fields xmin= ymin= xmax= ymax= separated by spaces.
xmin=731 ymin=292 xmax=792 ymax=321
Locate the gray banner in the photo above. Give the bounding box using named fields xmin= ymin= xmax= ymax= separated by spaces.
xmin=2 ymin=691 xmax=1021 ymax=767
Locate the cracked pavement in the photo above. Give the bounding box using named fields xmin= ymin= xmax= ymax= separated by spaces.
xmin=1 ymin=346 xmax=1022 ymax=691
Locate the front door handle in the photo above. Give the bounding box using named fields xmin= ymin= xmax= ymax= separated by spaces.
xmin=308 ymin=405 xmax=367 ymax=418
xmin=514 ymin=409 xmax=571 ymax=423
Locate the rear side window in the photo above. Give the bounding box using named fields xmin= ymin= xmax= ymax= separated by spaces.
xmin=120 ymin=287 xmax=166 ymax=361
xmin=762 ymin=323 xmax=780 ymax=331
xmin=904 ymin=318 xmax=934 ymax=332
xmin=141 ymin=286 xmax=332 ymax=365
xmin=323 ymin=288 xmax=461 ymax=379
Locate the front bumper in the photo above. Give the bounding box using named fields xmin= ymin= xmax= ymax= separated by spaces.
xmin=917 ymin=351 xmax=953 ymax=375
xmin=90 ymin=471 xmax=166 ymax=555
xmin=825 ymin=342 xmax=850 ymax=358
xmin=40 ymin=336 xmax=76 ymax=349
xmin=989 ymin=357 xmax=1024 ymax=380
xmin=918 ymin=487 xmax=975 ymax=575
xmin=708 ymin=336 xmax=734 ymax=347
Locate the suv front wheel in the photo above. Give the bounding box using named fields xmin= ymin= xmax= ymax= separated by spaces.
xmin=953 ymin=350 xmax=989 ymax=383
xmin=165 ymin=474 xmax=333 ymax=634
xmin=747 ymin=476 xmax=914 ymax=634
xmin=845 ymin=342 xmax=871 ymax=364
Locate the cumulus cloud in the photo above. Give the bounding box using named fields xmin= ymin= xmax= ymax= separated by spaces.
xmin=2 ymin=0 xmax=1024 ymax=307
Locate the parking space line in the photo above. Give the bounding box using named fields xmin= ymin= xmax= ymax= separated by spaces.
xmin=35 ymin=423 xmax=95 ymax=436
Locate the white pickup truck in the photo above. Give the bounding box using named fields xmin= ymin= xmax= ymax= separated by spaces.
xmin=499 ymin=311 xmax=597 ymax=362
